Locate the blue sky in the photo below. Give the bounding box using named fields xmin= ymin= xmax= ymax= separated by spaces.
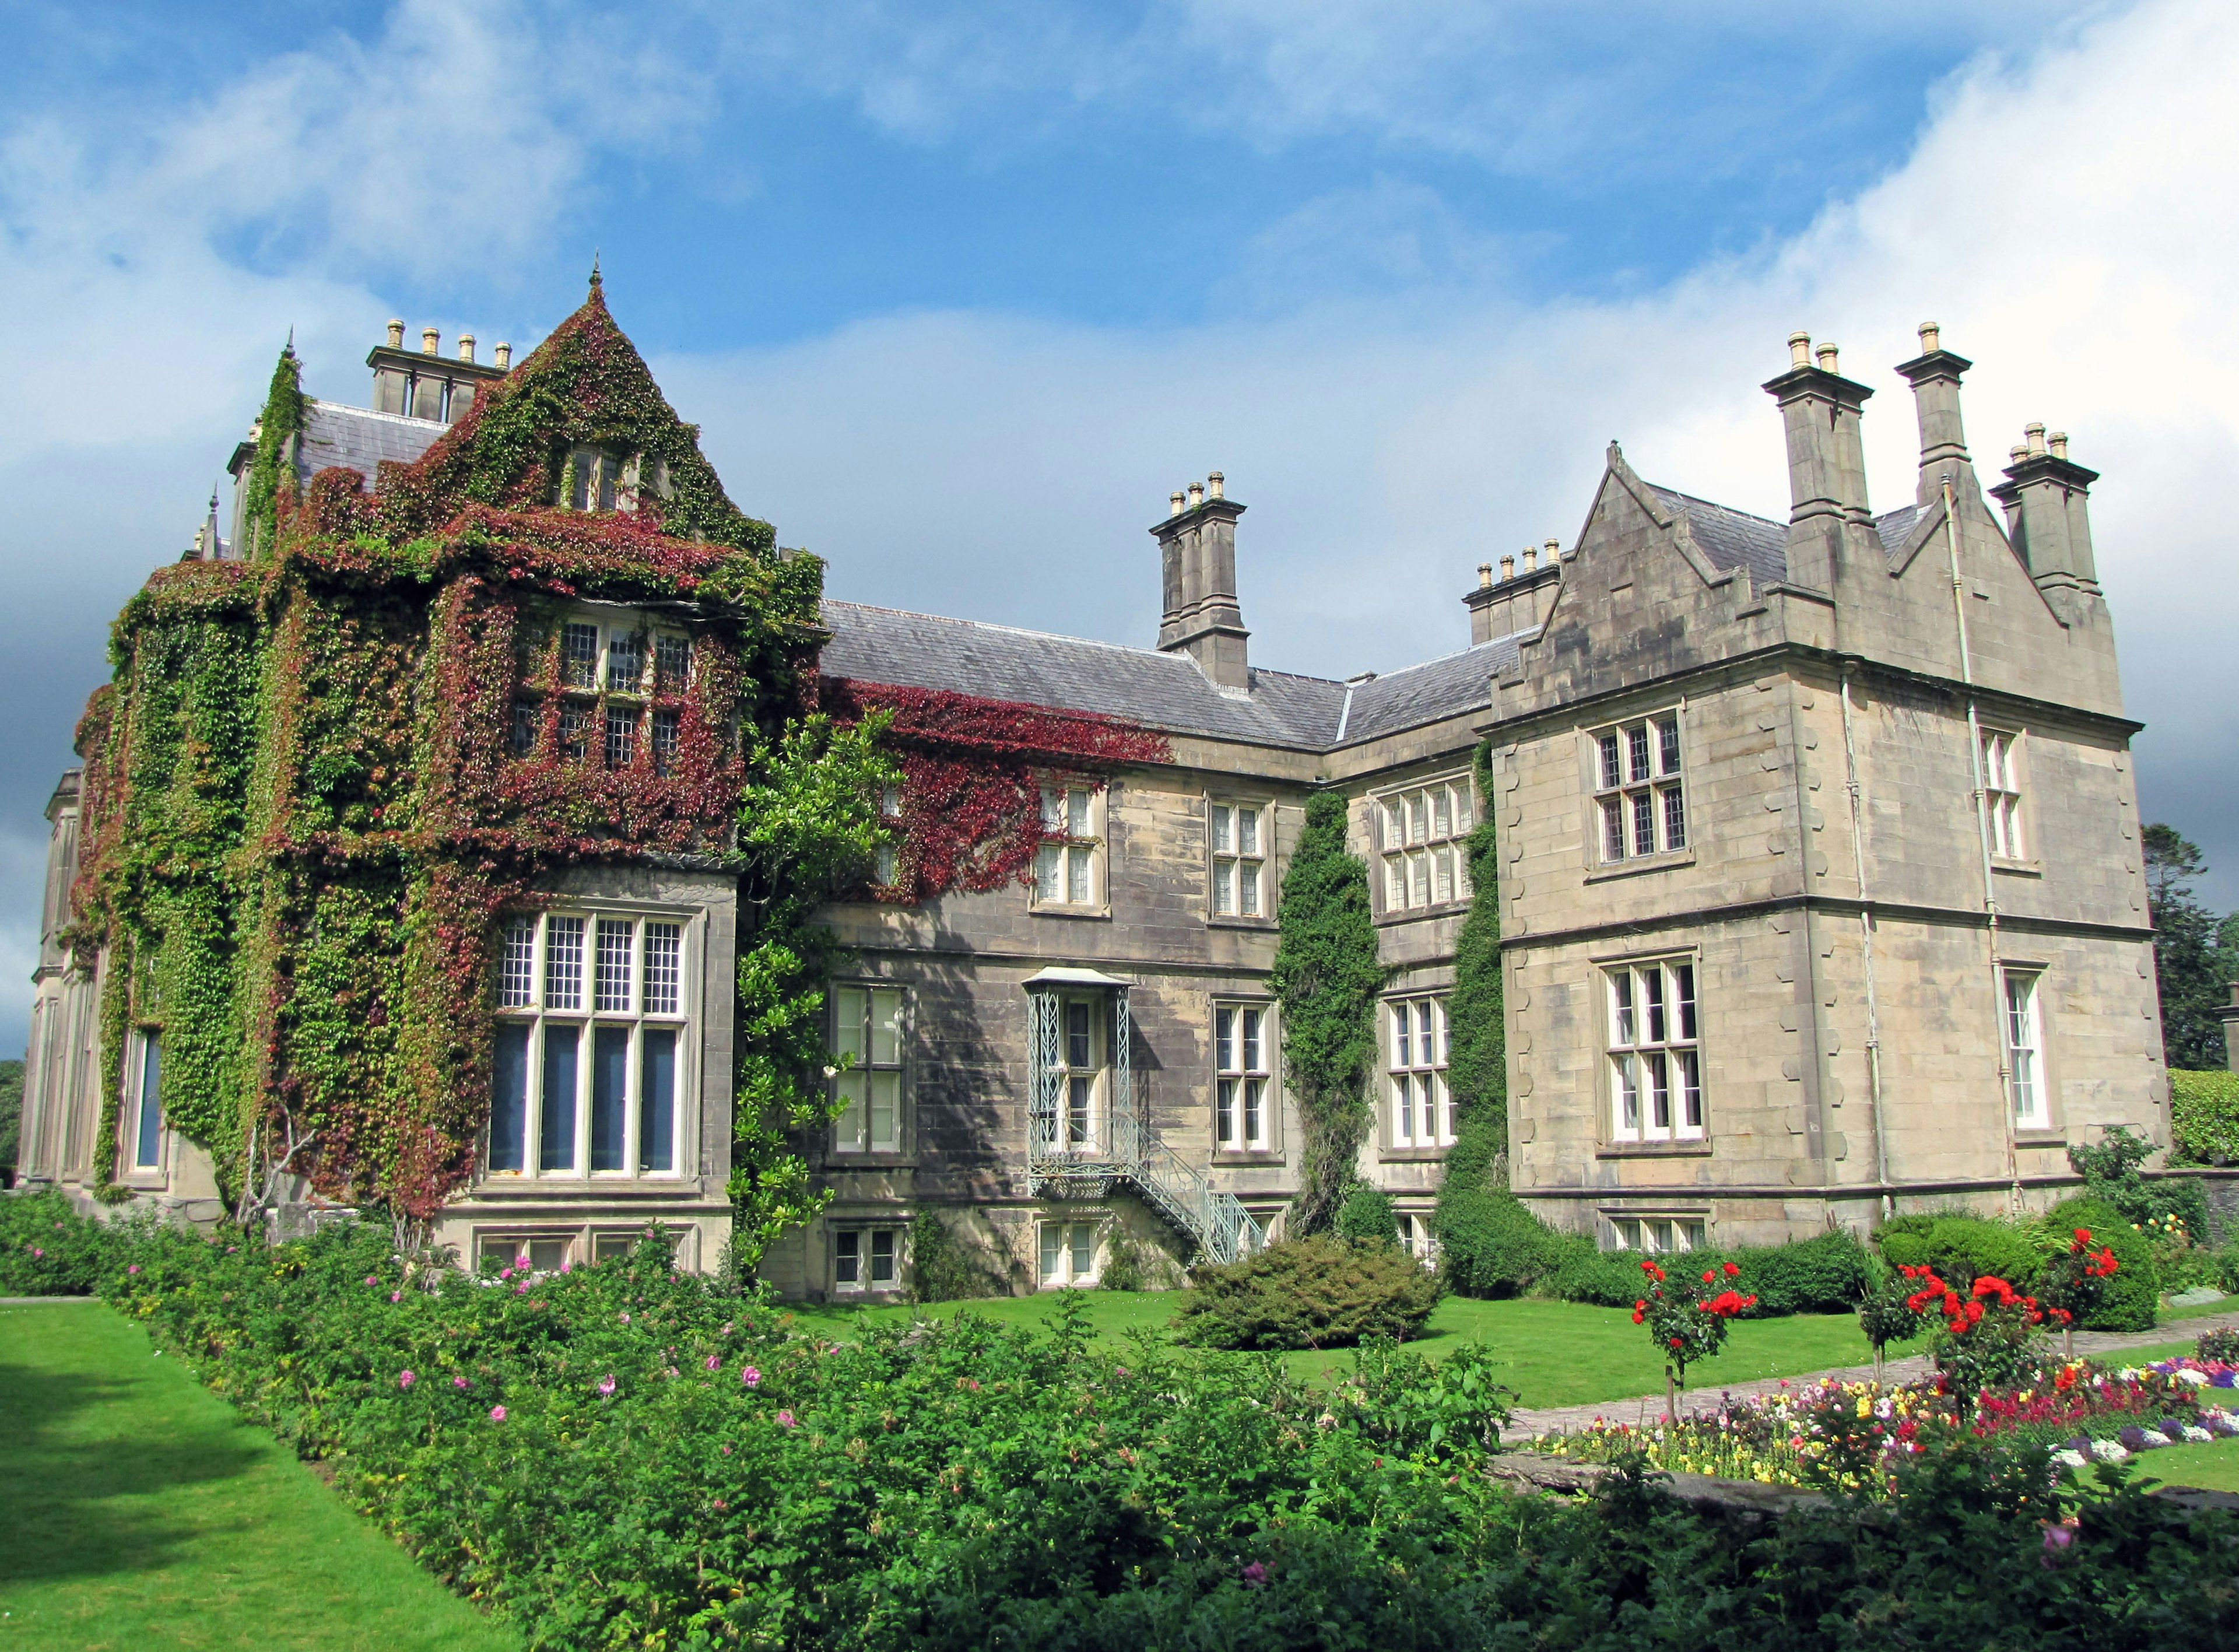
xmin=3 ymin=0 xmax=2235 ymax=1053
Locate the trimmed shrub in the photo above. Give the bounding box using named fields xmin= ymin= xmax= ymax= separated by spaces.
xmin=1438 ymin=1186 xmax=1582 ymax=1297
xmin=1335 ymin=1183 xmax=1399 ymax=1247
xmin=2171 ymin=1068 xmax=2239 ymax=1165
xmin=1875 ymin=1214 xmax=2053 ymax=1290
xmin=2045 ymin=1195 xmax=2159 ymax=1330
xmin=1726 ymin=1230 xmax=1873 ymax=1315
xmin=1174 ymin=1236 xmax=1440 ymax=1350
xmin=1545 ymin=1241 xmax=1667 ymax=1307
xmin=0 ymin=1189 xmax=111 ymax=1294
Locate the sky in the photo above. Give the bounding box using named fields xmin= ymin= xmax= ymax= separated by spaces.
xmin=2 ymin=0 xmax=2235 ymax=1054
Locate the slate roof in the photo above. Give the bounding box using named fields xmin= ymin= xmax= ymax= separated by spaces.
xmin=1873 ymin=503 xmax=1923 ymax=557
xmin=297 ymin=401 xmax=447 ymax=485
xmin=1643 ymin=485 xmax=1790 ymax=589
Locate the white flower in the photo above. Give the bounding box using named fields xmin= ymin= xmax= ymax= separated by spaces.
xmin=2138 ymin=1430 xmax=2173 ymax=1448
xmin=2090 ymin=1439 xmax=2132 ymax=1462
xmin=2183 ymin=1426 xmax=2215 ymax=1443
xmin=2171 ymin=1368 xmax=2210 ymax=1386
xmin=2054 ymin=1449 xmax=2087 ymax=1469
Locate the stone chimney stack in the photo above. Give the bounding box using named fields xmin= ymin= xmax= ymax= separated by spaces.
xmin=1761 ymin=329 xmax=1875 ymax=593
xmin=1990 ymin=423 xmax=2101 ymax=597
xmin=1152 ymin=473 xmax=1250 ymax=690
xmin=1893 ymin=321 xmax=1975 ymax=506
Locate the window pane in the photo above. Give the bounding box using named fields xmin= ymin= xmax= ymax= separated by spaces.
xmin=1434 ymin=847 xmax=1454 ymax=903
xmin=1410 ymin=794 xmax=1428 ymax=843
xmin=638 ymin=1027 xmax=675 ymax=1172
xmin=651 ymin=710 xmax=680 ymax=776
xmin=834 ymin=1073 xmax=867 ymax=1152
xmin=1040 ymin=1225 xmax=1059 ymax=1283
xmin=1069 ymin=1225 xmax=1092 ymax=1276
xmin=1631 ymin=790 xmax=1656 ymax=856
xmin=871 ymin=1229 xmax=896 ymax=1284
xmin=1436 ymin=1073 xmax=1454 ymax=1142
xmin=654 ymin=633 xmax=690 ymax=686
xmin=1240 ymin=862 xmax=1261 ymax=917
xmin=1243 ymin=1008 xmax=1263 ymax=1072
xmin=1675 ymin=963 xmax=1697 ymax=1041
xmin=1611 ymin=972 xmax=1636 ymax=1046
xmin=545 ymin=917 xmax=585 ymax=1010
xmin=1385 ymin=855 xmax=1405 ymax=908
xmin=605 ymin=706 xmax=636 ymax=769
xmin=1454 ymin=785 xmax=1473 ymax=832
xmin=509 ymin=701 xmax=536 ymax=757
xmin=1244 ymin=1078 xmax=1264 ymax=1146
xmin=1409 ymin=852 xmax=1428 ymax=907
xmin=1416 ymin=1002 xmax=1434 ymax=1067
xmin=563 ymin=622 xmax=599 ymax=688
xmin=1676 ymin=1049 xmax=1702 ymax=1130
xmin=1433 ymin=788 xmax=1451 ymax=837
xmin=869 ymin=1072 xmax=900 ymax=1151
xmin=1384 ymin=801 xmax=1404 ymax=846
xmin=606 ymin=631 xmax=643 ymax=692
xmin=1217 ymin=1078 xmax=1237 ymax=1147
xmin=1067 ymin=1075 xmax=1093 ymax=1145
xmin=1658 ymin=717 xmax=1680 ymax=776
xmin=1212 ymin=804 xmax=1233 ymax=853
xmin=540 ymin=1024 xmax=579 ymax=1172
xmin=559 ymin=705 xmax=591 ymax=762
xmin=1647 ymin=1051 xmax=1670 ymax=1130
xmin=1034 ymin=844 xmax=1061 ymax=901
xmin=642 ymin=923 xmax=681 ymax=1016
xmin=1066 ymin=845 xmax=1092 ymax=904
xmin=1662 ymin=784 xmax=1686 ymax=851
xmin=590 ymin=1026 xmax=629 ymax=1171
xmin=1040 ymin=787 xmax=1061 ymax=830
xmin=871 ymin=988 xmax=903 ymax=1066
xmin=1602 ymin=798 xmax=1626 ymax=861
xmin=1599 ymin=734 xmax=1622 ymax=791
xmin=500 ymin=918 xmax=536 ymax=1007
xmin=134 ymin=1034 xmax=163 ymax=1169
xmin=1238 ymin=807 xmax=1258 ymax=856
xmin=1068 ymin=788 xmax=1092 ymax=837
xmin=1216 ymin=1006 xmax=1237 ymax=1072
xmin=836 ymin=1230 xmax=861 ymax=1285
xmin=1213 ymin=859 xmax=1234 ymax=914
xmin=1616 ymin=1054 xmax=1640 ymax=1133
xmin=595 ymin=920 xmax=633 ymax=1012
xmin=1628 ymin=724 xmax=1651 ymax=783
xmin=1065 ymin=1001 xmax=1092 ymax=1069
xmin=1645 ymin=967 xmax=1666 ymax=1044
xmin=834 ymin=986 xmax=867 ymax=1065
xmin=490 ymin=1024 xmax=528 ymax=1171
xmin=1393 ymin=1076 xmax=1413 ymax=1144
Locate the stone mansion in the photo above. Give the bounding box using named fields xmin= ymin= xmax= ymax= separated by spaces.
xmin=13 ymin=303 xmax=2171 ymax=1299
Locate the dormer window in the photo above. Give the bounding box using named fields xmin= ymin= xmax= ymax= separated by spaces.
xmin=564 ymin=447 xmax=623 ymax=513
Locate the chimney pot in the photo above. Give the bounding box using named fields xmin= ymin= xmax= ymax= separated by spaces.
xmin=1522 ymin=546 xmax=1538 ymax=573
xmin=494 ymin=341 xmax=512 ymax=370
xmin=2026 ymin=422 xmax=2048 ymax=457
xmin=2010 ymin=445 xmax=2029 ymax=464
xmin=1545 ymin=538 xmax=1560 ymax=561
xmin=1479 ymin=562 xmax=1494 ymax=588
xmin=458 ymin=333 xmax=475 ymax=363
xmin=1788 ymin=331 xmax=1812 ymax=366
xmin=386 ymin=318 xmax=405 ymax=348
xmin=421 ymin=326 xmax=440 ymax=355
xmin=2048 ymin=431 xmax=2068 ymax=460
xmin=1168 ymin=490 xmax=1185 ymax=517
xmin=1187 ymin=480 xmax=1205 ymax=508
xmin=1816 ymin=341 xmax=1840 ymax=374
xmin=1917 ymin=320 xmax=1940 ymax=353
xmin=1208 ymin=471 xmax=1224 ymax=499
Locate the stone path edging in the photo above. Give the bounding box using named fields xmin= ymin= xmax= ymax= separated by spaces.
xmin=1506 ymin=1309 xmax=2239 ymax=1439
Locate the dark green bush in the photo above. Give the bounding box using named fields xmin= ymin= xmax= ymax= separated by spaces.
xmin=1437 ymin=1185 xmax=1584 ymax=1296
xmin=1875 ymin=1213 xmax=2053 ymax=1289
xmin=1726 ymin=1230 xmax=1873 ymax=1314
xmin=1544 ymin=1240 xmax=1663 ymax=1306
xmin=1174 ymin=1235 xmax=1440 ymax=1349
xmin=906 ymin=1209 xmax=1006 ymax=1304
xmin=0 ymin=1188 xmax=111 ymax=1293
xmin=2046 ymin=1195 xmax=2159 ymax=1331
xmin=1335 ymin=1183 xmax=1398 ymax=1247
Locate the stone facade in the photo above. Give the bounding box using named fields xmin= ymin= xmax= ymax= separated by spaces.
xmin=13 ymin=310 xmax=2170 ymax=1298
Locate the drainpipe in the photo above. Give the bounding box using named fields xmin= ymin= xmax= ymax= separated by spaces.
xmin=1943 ymin=474 xmax=2020 ymax=1208
xmin=1838 ymin=665 xmax=1891 ymax=1216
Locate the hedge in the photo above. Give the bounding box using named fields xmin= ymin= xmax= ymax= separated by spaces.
xmin=1173 ymin=1235 xmax=1441 ymax=1349
xmin=1875 ymin=1213 xmax=2057 ymax=1293
xmin=2171 ymin=1068 xmax=2239 ymax=1166
xmin=2045 ymin=1195 xmax=2161 ymax=1331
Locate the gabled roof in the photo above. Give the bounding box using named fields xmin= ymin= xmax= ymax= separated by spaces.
xmin=1642 ymin=484 xmax=1789 ymax=588
xmin=296 ymin=401 xmax=447 ymax=486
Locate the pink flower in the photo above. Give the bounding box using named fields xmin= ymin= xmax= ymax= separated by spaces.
xmin=598 ymin=1375 xmax=616 ymax=1396
xmin=366 ymin=1276 xmax=378 ymax=1286
xmin=706 ymin=1355 xmax=721 ymax=1371
xmin=127 ymin=1264 xmax=140 ymax=1274
xmin=1241 ymin=1562 xmax=1268 ymax=1587
xmin=453 ymin=1374 xmax=469 ymax=1389
xmin=490 ymin=1405 xmax=507 ymax=1422
xmin=776 ymin=1409 xmax=798 ymax=1429
xmin=399 ymin=1370 xmax=416 ymax=1388
xmin=30 ymin=1247 xmax=41 ymax=1258
xmin=741 ymin=1366 xmax=761 ymax=1388
xmin=389 ymin=1291 xmax=402 ymax=1303
xmin=619 ymin=1312 xmax=630 ymax=1324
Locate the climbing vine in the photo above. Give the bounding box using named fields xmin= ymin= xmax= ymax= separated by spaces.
xmin=1269 ymin=790 xmax=1385 ymax=1235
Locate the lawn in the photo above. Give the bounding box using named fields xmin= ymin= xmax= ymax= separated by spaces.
xmin=784 ymin=1288 xmax=1928 ymax=1409
xmin=2160 ymin=1290 xmax=2236 ymax=1321
xmin=0 ymin=1300 xmax=517 ymax=1652
xmin=2139 ymin=1436 xmax=2239 ymax=1493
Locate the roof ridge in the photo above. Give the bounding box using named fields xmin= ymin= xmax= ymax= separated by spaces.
xmin=307 ymin=398 xmax=447 ymax=430
xmin=1644 ymin=480 xmax=1785 ymax=530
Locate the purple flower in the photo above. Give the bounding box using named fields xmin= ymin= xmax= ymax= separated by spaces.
xmin=776 ymin=1409 xmax=798 ymax=1429
xmin=598 ymin=1375 xmax=616 ymax=1397
xmin=2042 ymin=1523 xmax=2076 ymax=1566
xmin=399 ymin=1370 xmax=416 ymax=1388
xmin=490 ymin=1405 xmax=507 ymax=1422
xmin=2118 ymin=1425 xmax=2147 ymax=1451
xmin=1241 ymin=1562 xmax=1268 ymax=1588
xmin=741 ymin=1366 xmax=761 ymax=1388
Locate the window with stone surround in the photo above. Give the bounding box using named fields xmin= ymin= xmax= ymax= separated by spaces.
xmin=830 ymin=984 xmax=905 ymax=1154
xmin=1608 ymin=1215 xmax=1707 ymax=1253
xmin=1215 ymin=1001 xmax=1272 ymax=1151
xmin=1209 ymin=801 xmax=1268 ymax=917
xmin=1039 ymin=1219 xmax=1101 ymax=1286
xmin=2002 ymin=967 xmax=2048 ymax=1129
xmin=1386 ymin=995 xmax=1454 ymax=1149
xmin=1376 ymin=775 xmax=1475 ymax=913
xmin=833 ymin=1225 xmax=900 ymax=1292
xmin=1605 ymin=956 xmax=1704 ymax=1144
xmin=1591 ymin=710 xmax=1686 ymax=864
xmin=1033 ymin=784 xmax=1103 ymax=910
xmin=1980 ymin=728 xmax=2025 ymax=860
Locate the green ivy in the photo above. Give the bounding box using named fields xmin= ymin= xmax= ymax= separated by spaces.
xmin=239 ymin=344 xmax=307 ymax=561
xmin=1271 ymin=790 xmax=1385 ymax=1235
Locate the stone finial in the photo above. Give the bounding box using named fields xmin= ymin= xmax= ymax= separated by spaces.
xmin=494 ymin=342 xmax=512 ymax=370
xmin=1816 ymin=341 xmax=1840 ymax=374
xmin=2049 ymin=432 xmax=2069 ymax=459
xmin=1788 ymin=331 xmax=1812 ymax=366
xmin=386 ymin=318 xmax=405 ymax=348
xmin=1522 ymin=546 xmax=1538 ymax=573
xmin=1169 ymin=490 xmax=1185 ymax=517
xmin=1208 ymin=471 xmax=1225 ymax=500
xmin=2026 ymin=422 xmax=2048 ymax=456
xmin=1187 ymin=480 xmax=1205 ymax=508
xmin=422 ymin=326 xmax=440 ymax=355
xmin=1918 ymin=320 xmax=1941 ymax=352
xmin=1479 ymin=562 xmax=1495 ymax=588
xmin=457 ymin=333 xmax=476 ymax=362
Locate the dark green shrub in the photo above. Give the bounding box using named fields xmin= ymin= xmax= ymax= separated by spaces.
xmin=2047 ymin=1196 xmax=2158 ymax=1330
xmin=1727 ymin=1230 xmax=1873 ymax=1314
xmin=1099 ymin=1230 xmax=1145 ymax=1292
xmin=1173 ymin=1236 xmax=1440 ymax=1349
xmin=1335 ymin=1183 xmax=1398 ymax=1247
xmin=2170 ymin=1068 xmax=2239 ymax=1165
xmin=1544 ymin=1241 xmax=1663 ymax=1307
xmin=906 ymin=1209 xmax=1006 ymax=1304
xmin=1875 ymin=1213 xmax=2052 ymax=1289
xmin=1437 ymin=1185 xmax=1582 ymax=1296
xmin=0 ymin=1189 xmax=113 ymax=1293
xmin=2070 ymin=1124 xmax=2212 ymax=1237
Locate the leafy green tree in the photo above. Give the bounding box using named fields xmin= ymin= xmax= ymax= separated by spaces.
xmin=0 ymin=1057 xmax=23 ymax=1184
xmin=2143 ymin=823 xmax=2234 ymax=1069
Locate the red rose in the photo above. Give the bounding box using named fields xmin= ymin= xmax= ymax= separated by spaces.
xmin=1669 ymin=1337 xmax=1683 ymax=1349
xmin=1723 ymin=1261 xmax=1740 ymax=1278
xmin=1632 ymin=1310 xmax=1645 ymax=1324
xmin=1703 ymin=1270 xmax=1715 ymax=1284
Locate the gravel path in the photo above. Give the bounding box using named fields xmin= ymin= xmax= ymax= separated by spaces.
xmin=1505 ymin=1309 xmax=2239 ymax=1439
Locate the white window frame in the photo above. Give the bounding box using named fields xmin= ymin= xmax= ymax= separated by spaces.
xmin=2002 ymin=967 xmax=2049 ymax=1129
xmin=830 ymin=984 xmax=906 ymax=1154
xmin=1209 ymin=801 xmax=1269 ymax=918
xmin=1375 ymin=774 xmax=1475 ymax=914
xmin=1038 ymin=1218 xmax=1101 ymax=1287
xmin=123 ymin=1028 xmax=164 ymax=1175
xmin=1605 ymin=955 xmax=1704 ymax=1144
xmin=1980 ymin=728 xmax=2026 ymax=861
xmin=487 ymin=906 xmax=694 ymax=1182
xmin=833 ymin=1224 xmax=902 ymax=1293
xmin=518 ymin=608 xmax=693 ymax=769
xmin=1033 ymin=783 xmax=1105 ymax=910
xmin=1215 ymin=1001 xmax=1273 ymax=1152
xmin=1607 ymin=1215 xmax=1707 ymax=1254
xmin=1386 ymin=995 xmax=1455 ymax=1149
xmin=1396 ymin=1211 xmax=1439 ymax=1267
xmin=563 ymin=446 xmax=625 ymax=513
xmin=1591 ymin=710 xmax=1687 ymax=864
xmin=476 ymin=1231 xmax=577 ymax=1275
xmin=1053 ymin=992 xmax=1109 ymax=1154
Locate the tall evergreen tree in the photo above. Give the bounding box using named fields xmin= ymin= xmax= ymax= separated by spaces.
xmin=2143 ymin=823 xmax=2234 ymax=1069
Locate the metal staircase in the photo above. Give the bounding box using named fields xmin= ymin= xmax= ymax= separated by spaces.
xmin=1026 ymin=976 xmax=1262 ymax=1267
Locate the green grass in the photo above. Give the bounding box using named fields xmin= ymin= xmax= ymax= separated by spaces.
xmin=0 ymin=1301 xmax=517 ymax=1652
xmin=2138 ymin=1436 xmax=2239 ymax=1493
xmin=2160 ymin=1292 xmax=2236 ymax=1321
xmin=784 ymin=1289 xmax=1926 ymax=1409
